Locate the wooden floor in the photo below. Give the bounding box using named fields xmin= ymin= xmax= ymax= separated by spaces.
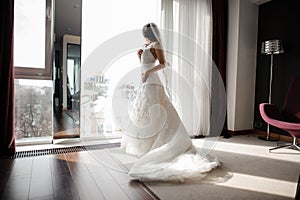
xmin=2 ymin=134 xmax=299 ymax=199
xmin=0 ymin=111 xmax=159 ymax=199
xmin=0 ymin=149 xmax=158 ymax=200
xmin=53 ymin=110 xmax=80 ymax=139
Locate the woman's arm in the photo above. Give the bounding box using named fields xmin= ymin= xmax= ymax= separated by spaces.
xmin=142 ymin=43 xmax=166 ymax=83
xmin=137 ymin=49 xmax=143 ymax=63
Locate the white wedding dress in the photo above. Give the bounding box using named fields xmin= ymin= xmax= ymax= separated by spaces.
xmin=121 ymin=42 xmax=220 ymax=182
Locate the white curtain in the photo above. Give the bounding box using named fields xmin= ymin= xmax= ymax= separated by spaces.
xmin=160 ymin=0 xmax=212 ymax=136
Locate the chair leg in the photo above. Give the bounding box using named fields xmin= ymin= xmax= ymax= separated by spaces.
xmin=269 ymin=144 xmax=293 ymax=152
xmin=292 ymin=137 xmax=300 ymax=151
xmin=269 ymin=137 xmax=300 ymax=152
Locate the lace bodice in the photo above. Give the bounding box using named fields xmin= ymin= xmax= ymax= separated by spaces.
xmin=140 ymin=42 xmax=161 ymax=84
xmin=141 ymin=42 xmax=157 ymax=65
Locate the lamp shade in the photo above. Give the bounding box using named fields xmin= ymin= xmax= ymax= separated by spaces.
xmin=261 ymin=39 xmax=284 ymax=55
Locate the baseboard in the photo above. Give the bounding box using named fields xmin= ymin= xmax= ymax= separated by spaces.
xmin=1 ymin=142 xmax=121 ymax=160
xmin=254 ymin=129 xmax=300 ymax=143
xmin=227 ymin=129 xmax=254 ymax=136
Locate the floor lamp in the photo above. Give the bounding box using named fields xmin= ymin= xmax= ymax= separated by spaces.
xmin=258 ymin=39 xmax=284 ymax=141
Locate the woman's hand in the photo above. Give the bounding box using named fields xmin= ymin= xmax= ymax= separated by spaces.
xmin=142 ymin=71 xmax=150 ymax=83
xmin=137 ymin=49 xmax=143 ymax=60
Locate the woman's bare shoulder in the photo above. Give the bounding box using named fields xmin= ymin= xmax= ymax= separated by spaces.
xmin=152 ymin=42 xmax=162 ymax=49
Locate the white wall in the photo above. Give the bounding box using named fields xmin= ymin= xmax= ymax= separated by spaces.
xmin=226 ymin=0 xmax=258 ymax=131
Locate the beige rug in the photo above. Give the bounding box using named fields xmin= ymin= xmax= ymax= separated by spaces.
xmin=91 ymin=134 xmax=300 ymax=200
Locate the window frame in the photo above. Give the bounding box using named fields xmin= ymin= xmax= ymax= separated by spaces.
xmin=14 ymin=0 xmax=53 ymax=80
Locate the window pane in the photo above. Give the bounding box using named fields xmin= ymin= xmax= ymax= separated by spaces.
xmin=81 ymin=0 xmax=159 ymax=137
xmin=14 ymin=79 xmax=52 ymax=142
xmin=14 ymin=0 xmax=46 ymax=68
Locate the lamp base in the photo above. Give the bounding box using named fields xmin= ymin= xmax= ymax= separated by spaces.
xmin=258 ymin=136 xmax=279 ymax=141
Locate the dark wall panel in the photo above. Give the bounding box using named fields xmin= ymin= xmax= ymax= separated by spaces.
xmin=254 ymin=0 xmax=300 ymax=135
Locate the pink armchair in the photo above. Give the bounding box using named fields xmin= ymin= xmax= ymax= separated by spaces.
xmin=259 ymin=78 xmax=300 ymax=152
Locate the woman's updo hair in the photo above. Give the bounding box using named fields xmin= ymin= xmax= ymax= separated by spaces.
xmin=142 ymin=23 xmax=160 ymax=43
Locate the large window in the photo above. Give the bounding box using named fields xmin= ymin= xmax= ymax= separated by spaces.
xmin=81 ymin=0 xmax=159 ymax=137
xmin=14 ymin=0 xmax=53 ymax=143
xmin=14 ymin=0 xmax=53 ymax=79
xmin=14 ymin=80 xmax=53 ymax=143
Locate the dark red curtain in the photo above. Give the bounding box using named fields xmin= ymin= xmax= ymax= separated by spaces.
xmin=0 ymin=0 xmax=15 ymax=155
xmin=212 ymin=0 xmax=228 ymax=84
xmin=211 ymin=0 xmax=229 ymax=137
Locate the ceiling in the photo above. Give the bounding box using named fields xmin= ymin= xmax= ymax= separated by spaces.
xmin=54 ymin=0 xmax=82 ymax=44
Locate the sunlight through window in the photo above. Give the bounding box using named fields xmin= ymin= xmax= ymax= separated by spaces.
xmin=81 ymin=0 xmax=160 ymax=137
xmin=14 ymin=0 xmax=46 ymax=68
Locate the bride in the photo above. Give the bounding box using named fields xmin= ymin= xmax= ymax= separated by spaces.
xmin=120 ymin=23 xmax=220 ymax=182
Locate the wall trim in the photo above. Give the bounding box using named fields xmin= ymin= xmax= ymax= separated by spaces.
xmin=227 ymin=129 xmax=254 ymax=136
xmin=255 ymin=129 xmax=300 ymax=143
xmin=228 ymin=129 xmax=300 ymax=143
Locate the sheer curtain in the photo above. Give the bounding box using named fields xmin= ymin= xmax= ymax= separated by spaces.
xmin=160 ymin=0 xmax=212 ymax=136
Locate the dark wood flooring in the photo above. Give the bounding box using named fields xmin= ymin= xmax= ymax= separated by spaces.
xmin=1 ymin=111 xmax=159 ymax=199
xmin=53 ymin=110 xmax=80 ymax=139
xmin=0 ymin=150 xmax=159 ymax=200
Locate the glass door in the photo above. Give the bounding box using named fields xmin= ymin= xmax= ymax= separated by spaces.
xmin=53 ymin=35 xmax=81 ymax=139
xmin=81 ymin=0 xmax=159 ymax=139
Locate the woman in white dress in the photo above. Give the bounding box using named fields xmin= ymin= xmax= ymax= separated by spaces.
xmin=121 ymin=23 xmax=220 ymax=182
